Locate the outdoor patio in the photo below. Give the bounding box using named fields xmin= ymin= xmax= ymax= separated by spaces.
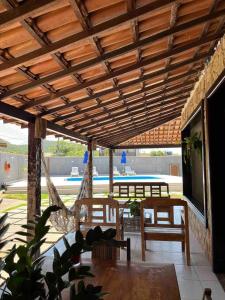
xmin=1 ymin=0 xmax=225 ymax=299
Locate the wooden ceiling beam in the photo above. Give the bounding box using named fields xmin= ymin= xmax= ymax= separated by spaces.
xmin=92 ymin=104 xmax=183 ymax=137
xmin=0 ymin=0 xmax=176 ymax=72
xmin=2 ymin=0 xmax=80 ymax=115
xmin=38 ymin=53 xmax=207 ymax=117
xmin=3 ymin=27 xmax=221 ymax=105
xmin=97 ymin=112 xmax=180 ymax=145
xmin=53 ymin=70 xmax=198 ymax=123
xmin=73 ymin=93 xmax=188 ymax=132
xmin=89 ymin=105 xmax=183 ymax=139
xmin=86 ymin=109 xmax=183 ymax=143
xmin=0 ymin=0 xmax=60 ymax=30
xmin=101 ymin=114 xmax=180 ymax=145
xmin=35 ymin=67 xmax=199 ymax=118
xmin=62 ymin=80 xmax=194 ymax=126
xmin=79 ymin=100 xmax=185 ymax=135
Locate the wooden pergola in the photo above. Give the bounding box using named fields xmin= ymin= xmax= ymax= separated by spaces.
xmin=0 ymin=0 xmax=225 ymax=221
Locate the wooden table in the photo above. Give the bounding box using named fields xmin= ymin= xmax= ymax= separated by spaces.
xmin=44 ymin=234 xmax=180 ymax=300
xmin=63 ymin=260 xmax=181 ymax=300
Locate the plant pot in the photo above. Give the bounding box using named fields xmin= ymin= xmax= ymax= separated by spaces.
xmin=92 ymin=242 xmax=117 ymax=260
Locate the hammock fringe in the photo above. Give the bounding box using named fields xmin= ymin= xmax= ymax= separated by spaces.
xmin=41 ymin=151 xmax=89 ymax=232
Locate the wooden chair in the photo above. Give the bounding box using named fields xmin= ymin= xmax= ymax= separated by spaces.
xmin=202 ymin=288 xmax=212 ymax=300
xmin=75 ymin=198 xmax=122 ymax=240
xmin=140 ymin=198 xmax=190 ymax=265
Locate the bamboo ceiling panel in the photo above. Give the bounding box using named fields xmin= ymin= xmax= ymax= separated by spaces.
xmin=120 ymin=116 xmax=181 ymax=145
xmin=0 ymin=0 xmax=224 ymax=147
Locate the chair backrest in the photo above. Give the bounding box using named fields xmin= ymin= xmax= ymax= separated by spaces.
xmin=75 ymin=198 xmax=120 ymax=237
xmin=113 ymin=182 xmax=170 ymax=198
xmin=72 ymin=167 xmax=78 ymax=172
xmin=93 ymin=166 xmax=97 ymax=172
xmin=125 ymin=166 xmax=132 ymax=171
xmin=141 ymin=197 xmax=188 ymax=229
xmin=113 ymin=166 xmax=118 ymax=171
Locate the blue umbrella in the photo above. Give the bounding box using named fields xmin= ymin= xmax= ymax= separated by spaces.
xmin=83 ymin=151 xmax=89 ymax=164
xmin=121 ymin=151 xmax=127 ymax=164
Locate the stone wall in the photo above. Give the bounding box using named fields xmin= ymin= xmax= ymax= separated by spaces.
xmin=181 ymin=34 xmax=225 ymax=262
xmin=188 ymin=207 xmax=212 ymax=262
xmin=181 ymin=35 xmax=225 ymax=128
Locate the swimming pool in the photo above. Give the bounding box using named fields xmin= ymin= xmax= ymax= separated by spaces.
xmin=66 ymin=175 xmax=161 ymax=182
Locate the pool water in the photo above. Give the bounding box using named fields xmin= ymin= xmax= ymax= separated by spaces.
xmin=66 ymin=175 xmax=161 ymax=182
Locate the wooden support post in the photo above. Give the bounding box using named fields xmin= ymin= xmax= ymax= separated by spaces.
xmin=88 ymin=140 xmax=93 ymax=198
xmin=109 ymin=148 xmax=113 ymax=195
xmin=27 ymin=122 xmax=41 ymax=230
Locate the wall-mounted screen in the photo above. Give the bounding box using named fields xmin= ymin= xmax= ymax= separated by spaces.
xmin=182 ymin=107 xmax=205 ymax=216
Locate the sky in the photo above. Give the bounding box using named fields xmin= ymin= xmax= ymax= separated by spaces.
xmin=0 ymin=120 xmax=57 ymax=145
xmin=0 ymin=121 xmax=181 ymax=154
xmin=0 ymin=120 xmax=28 ymax=145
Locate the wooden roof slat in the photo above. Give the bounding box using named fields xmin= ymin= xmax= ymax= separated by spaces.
xmin=37 ymin=52 xmax=207 ymax=117
xmin=0 ymin=8 xmax=224 ymax=102
xmin=93 ymin=104 xmax=182 ymax=136
xmin=52 ymin=69 xmax=198 ymax=123
xmin=120 ymin=117 xmax=181 ymax=146
xmin=58 ymin=78 xmax=195 ymax=126
xmin=0 ymin=0 xmax=176 ymax=72
xmin=90 ymin=105 xmax=183 ymax=139
xmin=78 ymin=103 xmax=185 ymax=137
xmin=0 ymin=0 xmax=62 ymax=31
xmin=21 ymin=63 xmax=199 ymax=113
xmin=97 ymin=112 xmax=181 ymax=145
xmin=0 ymin=0 xmax=224 ymax=147
xmin=72 ymin=92 xmax=189 ymax=132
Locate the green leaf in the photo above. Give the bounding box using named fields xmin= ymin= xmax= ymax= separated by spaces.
xmin=14 ymin=238 xmax=28 ymax=244
xmin=15 ymin=231 xmax=33 ymax=237
xmin=0 ymin=240 xmax=8 ymax=250
xmin=21 ymin=224 xmax=35 ymax=230
xmin=75 ymin=230 xmax=84 ymax=243
xmin=63 ymin=236 xmax=70 ymax=250
xmin=33 ymin=256 xmax=45 ymax=268
xmin=0 ymin=223 xmax=9 ymax=239
xmin=0 ymin=213 xmax=8 ymax=227
xmin=30 ymin=239 xmax=46 ymax=257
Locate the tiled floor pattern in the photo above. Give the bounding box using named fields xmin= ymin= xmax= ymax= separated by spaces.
xmin=1 ymin=204 xmax=225 ymax=299
xmin=0 ymin=207 xmax=64 ymax=257
xmin=46 ymin=230 xmax=225 ymax=300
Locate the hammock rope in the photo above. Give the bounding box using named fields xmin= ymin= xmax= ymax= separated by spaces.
xmin=41 ymin=151 xmax=89 ymax=232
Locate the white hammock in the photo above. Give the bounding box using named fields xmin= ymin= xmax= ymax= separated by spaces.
xmin=41 ymin=151 xmax=89 ymax=232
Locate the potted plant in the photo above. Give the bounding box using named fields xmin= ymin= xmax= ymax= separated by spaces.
xmin=0 ymin=206 xmax=108 ymax=299
xmin=183 ymin=132 xmax=202 ymax=167
xmin=124 ymin=199 xmax=141 ymax=231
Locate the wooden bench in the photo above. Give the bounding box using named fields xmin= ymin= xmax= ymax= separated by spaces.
xmin=113 ymin=181 xmax=170 ymax=198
